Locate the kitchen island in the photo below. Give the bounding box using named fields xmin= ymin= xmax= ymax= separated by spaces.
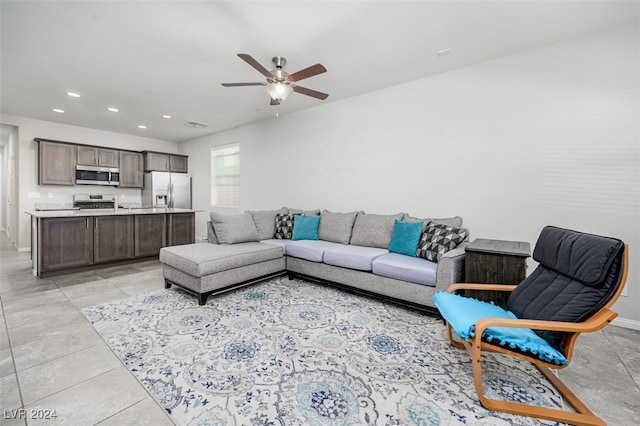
xmin=25 ymin=208 xmax=198 ymax=277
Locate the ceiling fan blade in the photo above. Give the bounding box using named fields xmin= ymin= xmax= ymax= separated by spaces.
xmin=270 ymin=98 xmax=280 ymax=106
xmin=293 ymin=85 xmax=329 ymax=100
xmin=288 ymin=64 xmax=327 ymax=82
xmin=237 ymin=53 xmax=272 ymax=78
xmin=221 ymin=82 xmax=265 ymax=87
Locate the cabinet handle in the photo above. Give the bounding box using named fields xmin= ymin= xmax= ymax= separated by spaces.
xmin=86 ymin=217 xmax=88 ymax=228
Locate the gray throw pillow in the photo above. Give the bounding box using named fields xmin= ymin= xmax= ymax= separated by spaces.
xmin=405 ymin=215 xmax=463 ymax=228
xmin=350 ymin=212 xmax=404 ymax=248
xmin=210 ymin=212 xmax=260 ymax=244
xmin=289 ymin=208 xmax=321 ymax=216
xmin=318 ymin=210 xmax=359 ymax=244
xmin=246 ymin=207 xmax=288 ymax=240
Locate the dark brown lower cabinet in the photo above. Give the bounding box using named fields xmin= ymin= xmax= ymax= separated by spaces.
xmin=40 ymin=217 xmax=93 ymax=271
xmin=464 ymin=238 xmax=531 ymax=308
xmin=38 ymin=213 xmax=195 ymax=275
xmin=134 ymin=214 xmax=166 ymax=257
xmin=167 ymin=213 xmax=195 ymax=246
xmin=94 ymin=215 xmax=134 ymax=263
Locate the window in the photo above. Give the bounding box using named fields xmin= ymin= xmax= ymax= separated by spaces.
xmin=211 ymin=143 xmax=240 ymax=208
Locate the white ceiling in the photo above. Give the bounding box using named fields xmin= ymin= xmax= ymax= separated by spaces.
xmin=1 ymin=1 xmax=638 ymax=143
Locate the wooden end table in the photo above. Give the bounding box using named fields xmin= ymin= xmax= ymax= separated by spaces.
xmin=464 ymin=238 xmax=531 ymax=308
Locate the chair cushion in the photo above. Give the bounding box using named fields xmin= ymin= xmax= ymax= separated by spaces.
xmin=323 ymin=245 xmax=388 ymax=271
xmin=285 ymin=240 xmax=346 ymax=262
xmin=433 ymin=292 xmax=568 ymax=366
xmin=159 ymin=242 xmax=283 ymax=277
xmin=508 ymin=226 xmax=625 ymax=351
xmin=372 ymin=253 xmax=437 ymax=286
xmin=532 ymin=225 xmax=624 ymax=286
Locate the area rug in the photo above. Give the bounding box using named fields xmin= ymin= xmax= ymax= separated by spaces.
xmin=83 ymin=277 xmax=562 ymax=425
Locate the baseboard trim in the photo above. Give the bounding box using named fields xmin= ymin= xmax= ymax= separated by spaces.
xmin=611 ymin=317 xmax=640 ymax=330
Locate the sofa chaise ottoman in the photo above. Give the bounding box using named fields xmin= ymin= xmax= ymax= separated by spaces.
xmin=160 ymin=242 xmax=286 ymax=305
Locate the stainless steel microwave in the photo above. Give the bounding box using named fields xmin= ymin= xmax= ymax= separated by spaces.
xmin=75 ymin=165 xmax=120 ymax=186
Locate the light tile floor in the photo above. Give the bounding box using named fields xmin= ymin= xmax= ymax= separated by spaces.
xmin=1 ymin=232 xmax=638 ymax=425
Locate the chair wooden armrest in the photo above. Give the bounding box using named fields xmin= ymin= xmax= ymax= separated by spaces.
xmin=474 ymin=308 xmax=619 ymax=336
xmin=447 ymin=282 xmax=518 ymax=293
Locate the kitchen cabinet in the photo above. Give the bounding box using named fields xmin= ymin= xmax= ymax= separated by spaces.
xmin=119 ymin=151 xmax=144 ymax=188
xmin=169 ymin=155 xmax=188 ymax=173
xmin=40 ymin=217 xmax=93 ymax=271
xmin=167 ymin=213 xmax=195 ymax=246
xmin=32 ymin=211 xmax=196 ymax=276
xmin=134 ymin=214 xmax=166 ymax=257
xmin=77 ymin=146 xmax=119 ymax=167
xmin=143 ymin=151 xmax=188 ymax=173
xmin=38 ymin=140 xmax=76 ymax=186
xmin=93 ymin=215 xmax=134 ymax=263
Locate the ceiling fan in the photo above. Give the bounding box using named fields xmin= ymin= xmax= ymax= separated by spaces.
xmin=222 ymin=54 xmax=328 ymax=106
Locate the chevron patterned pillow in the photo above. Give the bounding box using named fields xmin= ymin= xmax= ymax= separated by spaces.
xmin=417 ymin=222 xmax=469 ymax=262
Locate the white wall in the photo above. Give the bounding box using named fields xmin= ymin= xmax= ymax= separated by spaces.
xmin=0 ymin=114 xmax=179 ymax=251
xmin=181 ymin=23 xmax=639 ymax=326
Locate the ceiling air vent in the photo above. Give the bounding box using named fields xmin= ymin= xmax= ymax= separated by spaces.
xmin=184 ymin=121 xmax=209 ymax=129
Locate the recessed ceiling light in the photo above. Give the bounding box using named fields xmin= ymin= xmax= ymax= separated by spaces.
xmin=138 ymin=125 xmax=147 ymax=129
xmin=66 ymin=91 xmax=81 ymax=98
xmin=162 ymin=115 xmax=172 ymax=119
xmin=107 ymin=107 xmax=119 ymax=112
xmin=52 ymin=108 xmax=65 ymax=113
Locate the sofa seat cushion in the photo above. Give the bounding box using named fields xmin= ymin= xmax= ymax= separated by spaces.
xmin=285 ymin=240 xmax=346 ymax=262
xmin=323 ymin=245 xmax=388 ymax=271
xmin=159 ymin=242 xmax=283 ymax=277
xmin=260 ymin=238 xmax=293 ymax=255
xmin=372 ymin=253 xmax=438 ymax=287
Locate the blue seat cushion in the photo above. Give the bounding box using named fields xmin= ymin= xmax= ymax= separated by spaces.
xmin=433 ymin=292 xmax=568 ymax=366
xmin=285 ymin=240 xmax=346 ymax=263
xmin=323 ymin=245 xmax=388 ymax=271
xmin=372 ymin=253 xmax=437 ymax=286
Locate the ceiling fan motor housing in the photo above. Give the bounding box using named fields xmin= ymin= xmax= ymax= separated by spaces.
xmin=272 ymin=56 xmax=288 ymax=80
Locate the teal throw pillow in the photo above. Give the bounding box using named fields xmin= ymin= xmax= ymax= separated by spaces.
xmin=292 ymin=215 xmax=320 ymax=241
xmin=388 ymin=219 xmax=423 ymax=257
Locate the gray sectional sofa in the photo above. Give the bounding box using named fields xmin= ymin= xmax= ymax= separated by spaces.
xmin=160 ymin=207 xmax=468 ymax=313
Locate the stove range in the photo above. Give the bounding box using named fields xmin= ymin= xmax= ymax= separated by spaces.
xmin=74 ymin=194 xmax=121 ymax=210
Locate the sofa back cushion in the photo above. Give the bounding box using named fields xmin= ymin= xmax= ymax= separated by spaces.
xmin=318 ymin=210 xmax=359 ymax=244
xmin=350 ymin=212 xmax=404 ymax=249
xmin=246 ymin=207 xmax=288 ymax=240
xmin=405 ymin=215 xmax=463 ymax=228
xmin=210 ymin=212 xmax=260 ymax=244
xmin=289 ymin=208 xmax=321 ymax=216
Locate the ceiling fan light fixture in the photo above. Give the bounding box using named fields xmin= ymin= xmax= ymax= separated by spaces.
xmin=265 ymin=82 xmax=293 ymax=101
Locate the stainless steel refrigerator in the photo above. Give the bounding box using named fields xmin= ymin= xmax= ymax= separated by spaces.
xmin=142 ymin=172 xmax=192 ymax=208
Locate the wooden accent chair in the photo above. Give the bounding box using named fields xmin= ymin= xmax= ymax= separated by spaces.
xmin=434 ymin=226 xmax=628 ymax=426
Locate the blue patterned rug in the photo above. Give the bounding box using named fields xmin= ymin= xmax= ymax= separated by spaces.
xmin=83 ymin=277 xmax=562 ymax=425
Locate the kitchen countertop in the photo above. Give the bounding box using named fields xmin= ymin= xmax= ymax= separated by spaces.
xmin=25 ymin=207 xmax=200 ymax=218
